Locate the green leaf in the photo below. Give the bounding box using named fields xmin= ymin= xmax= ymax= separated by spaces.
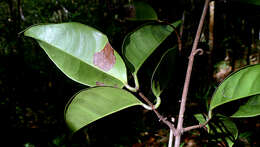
xmin=194 ymin=113 xmax=207 ymax=124
xmin=24 ymin=22 xmax=127 ymax=87
xmin=210 ymin=114 xmax=238 ymax=147
xmin=151 ymin=47 xmax=178 ymax=97
xmin=126 ymin=1 xmax=158 ymax=21
xmin=65 ymin=87 xmax=143 ymax=133
xmin=180 ymin=143 xmax=185 ymax=147
xmin=209 ymin=64 xmax=260 ymax=117
xmin=231 ymin=94 xmax=260 ymax=117
xmin=122 ymin=20 xmax=182 ymax=75
xmin=194 ymin=113 xmax=209 ymax=132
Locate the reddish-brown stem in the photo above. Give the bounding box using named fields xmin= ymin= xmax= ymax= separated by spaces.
xmin=157 ymin=20 xmax=182 ymax=51
xmin=170 ymin=25 xmax=182 ymax=51
xmin=174 ymin=0 xmax=210 ymax=147
xmin=208 ymin=1 xmax=215 ymax=74
xmin=168 ymin=24 xmax=182 ymax=52
xmin=138 ymin=92 xmax=176 ymax=132
xmin=183 ymin=118 xmax=211 ymax=133
xmin=175 ymin=29 xmax=182 ymax=51
xmin=180 ymin=11 xmax=185 ymax=39
xmin=138 ymin=92 xmax=154 ymax=108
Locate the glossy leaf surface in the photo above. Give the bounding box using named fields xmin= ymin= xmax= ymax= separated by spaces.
xmin=24 ymin=22 xmax=127 ymax=87
xmin=65 ymin=87 xmax=143 ymax=133
xmin=151 ymin=47 xmax=178 ymax=97
xmin=231 ymin=94 xmax=260 ymax=117
xmin=122 ymin=20 xmax=181 ymax=74
xmin=127 ymin=1 xmax=158 ymax=21
xmin=209 ymin=64 xmax=260 ymax=117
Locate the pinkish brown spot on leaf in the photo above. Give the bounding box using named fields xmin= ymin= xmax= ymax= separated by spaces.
xmin=96 ymin=82 xmax=105 ymax=86
xmin=93 ymin=42 xmax=116 ymax=71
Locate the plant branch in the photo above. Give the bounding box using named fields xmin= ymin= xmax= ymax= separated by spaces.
xmin=180 ymin=11 xmax=185 ymax=39
xmin=183 ymin=118 xmax=211 ymax=133
xmin=168 ymin=128 xmax=174 ymax=147
xmin=174 ymin=0 xmax=210 ymax=147
xmin=170 ymin=25 xmax=182 ymax=52
xmin=138 ymin=92 xmax=176 ymax=134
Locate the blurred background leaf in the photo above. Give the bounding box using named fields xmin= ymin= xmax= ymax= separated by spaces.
xmin=125 ymin=1 xmax=158 ymax=21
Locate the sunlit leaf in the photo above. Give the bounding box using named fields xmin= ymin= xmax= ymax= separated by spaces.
xmin=122 ymin=20 xmax=181 ymax=75
xmin=65 ymin=87 xmax=143 ymax=133
xmin=209 ymin=64 xmax=260 ymax=117
xmin=24 ymin=22 xmax=127 ymax=87
xmin=151 ymin=47 xmax=178 ymax=97
xmin=231 ymin=94 xmax=260 ymax=117
xmin=126 ymin=1 xmax=158 ymax=21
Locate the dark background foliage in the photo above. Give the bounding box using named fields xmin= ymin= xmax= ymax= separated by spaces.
xmin=0 ymin=0 xmax=259 ymax=146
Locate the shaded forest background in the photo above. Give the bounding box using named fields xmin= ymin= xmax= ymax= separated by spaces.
xmin=0 ymin=0 xmax=259 ymax=146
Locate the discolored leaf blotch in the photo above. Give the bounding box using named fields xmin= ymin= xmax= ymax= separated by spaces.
xmin=96 ymin=82 xmax=105 ymax=86
xmin=93 ymin=43 xmax=116 ymax=71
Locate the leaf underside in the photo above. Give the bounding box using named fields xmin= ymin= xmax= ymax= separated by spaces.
xmin=231 ymin=94 xmax=260 ymax=117
xmin=65 ymin=87 xmax=142 ymax=133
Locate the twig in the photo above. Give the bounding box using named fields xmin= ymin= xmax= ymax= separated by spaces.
xmin=168 ymin=128 xmax=174 ymax=147
xmin=171 ymin=25 xmax=182 ymax=52
xmin=138 ymin=92 xmax=154 ymax=108
xmin=208 ymin=1 xmax=215 ymax=55
xmin=19 ymin=0 xmax=25 ymax=21
xmin=183 ymin=118 xmax=211 ymax=132
xmin=174 ymin=0 xmax=210 ymax=147
xmin=180 ymin=11 xmax=185 ymax=39
xmin=138 ymin=92 xmax=176 ymax=134
xmin=208 ymin=1 xmax=215 ymax=73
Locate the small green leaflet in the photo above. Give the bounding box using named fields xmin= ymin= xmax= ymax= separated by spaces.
xmin=122 ymin=20 xmax=182 ymax=75
xmin=151 ymin=47 xmax=178 ymax=97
